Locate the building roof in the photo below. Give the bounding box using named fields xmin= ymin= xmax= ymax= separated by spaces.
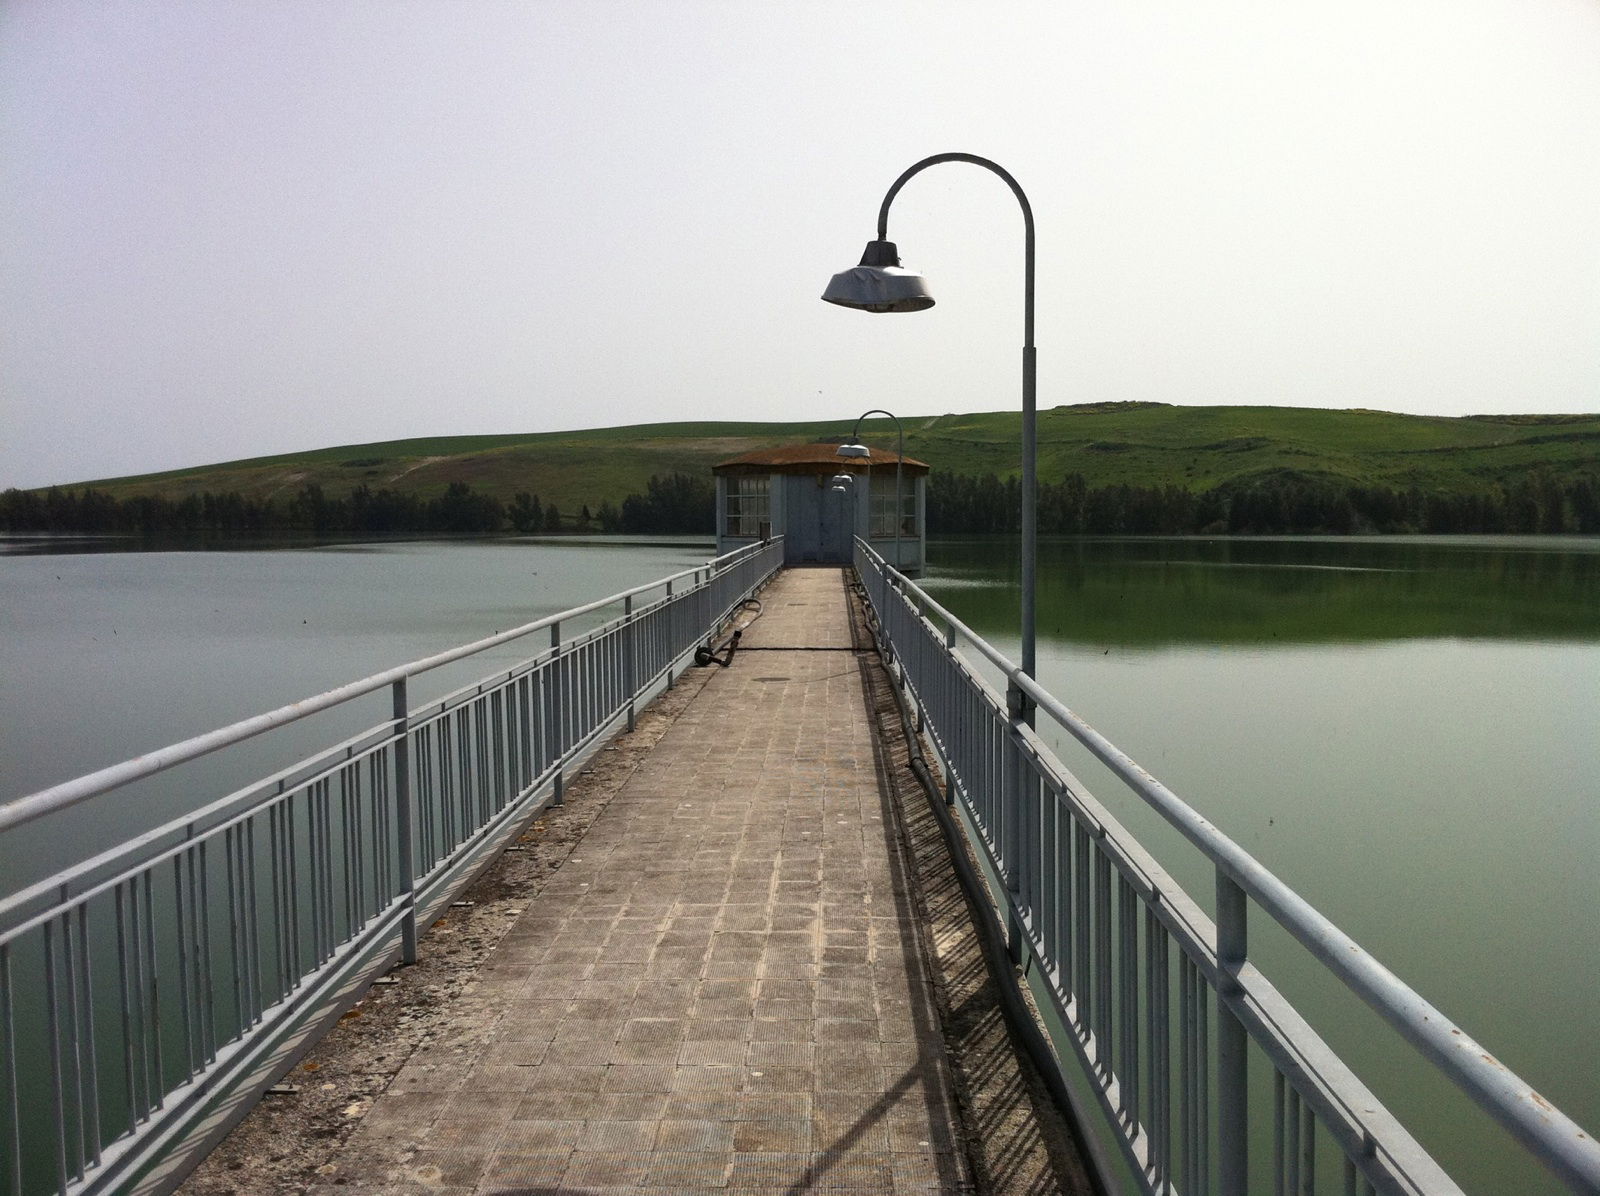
xmin=712 ymin=442 xmax=930 ymax=477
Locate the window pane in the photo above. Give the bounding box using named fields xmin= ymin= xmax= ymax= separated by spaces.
xmin=724 ymin=475 xmax=769 ymax=537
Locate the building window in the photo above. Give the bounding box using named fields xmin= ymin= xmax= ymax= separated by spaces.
xmin=725 ymin=476 xmax=770 ymax=538
xmin=870 ymin=486 xmax=917 ymax=538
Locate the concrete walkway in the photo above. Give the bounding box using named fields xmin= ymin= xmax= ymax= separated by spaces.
xmin=323 ymin=568 xmax=973 ymax=1193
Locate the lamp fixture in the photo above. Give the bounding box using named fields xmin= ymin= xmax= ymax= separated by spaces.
xmin=821 ymin=241 xmax=934 ymax=313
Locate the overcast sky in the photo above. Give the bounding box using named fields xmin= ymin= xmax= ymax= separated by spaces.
xmin=3 ymin=1 xmax=1598 ymax=491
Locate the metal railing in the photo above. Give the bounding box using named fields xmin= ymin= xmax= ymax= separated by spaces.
xmin=853 ymin=538 xmax=1600 ymax=1196
xmin=0 ymin=537 xmax=783 ymax=1196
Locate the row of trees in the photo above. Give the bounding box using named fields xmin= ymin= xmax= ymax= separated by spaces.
xmin=5 ymin=468 xmax=1598 ymax=538
xmin=0 ymin=474 xmax=717 ymax=537
xmin=925 ymin=469 xmax=1600 ymax=535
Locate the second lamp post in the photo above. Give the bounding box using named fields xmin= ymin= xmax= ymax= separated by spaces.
xmin=835 ymin=408 xmax=904 ymax=575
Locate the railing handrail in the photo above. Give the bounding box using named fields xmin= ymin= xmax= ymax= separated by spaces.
xmin=855 ymin=536 xmax=1600 ymax=1193
xmin=0 ymin=539 xmax=773 ymax=835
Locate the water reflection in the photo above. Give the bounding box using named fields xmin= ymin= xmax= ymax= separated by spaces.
xmin=926 ymin=535 xmax=1600 ymax=645
xmin=921 ymin=534 xmax=1600 ymax=1193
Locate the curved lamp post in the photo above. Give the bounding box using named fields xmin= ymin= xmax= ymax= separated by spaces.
xmin=822 ymin=152 xmax=1036 ymax=686
xmin=835 ymin=408 xmax=904 ymax=577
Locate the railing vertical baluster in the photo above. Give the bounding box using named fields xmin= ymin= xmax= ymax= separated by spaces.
xmin=246 ymin=818 xmax=261 ymax=1021
xmin=75 ymin=904 xmax=100 ymax=1168
xmin=1276 ymin=1070 xmax=1287 ymax=1196
xmin=313 ymin=781 xmax=330 ymax=965
xmin=516 ymin=675 xmax=531 ymax=789
xmin=173 ymin=854 xmax=194 ymax=1077
xmin=452 ymin=710 xmax=468 ymax=852
xmin=1119 ymin=873 xmax=1138 ymax=1126
xmin=115 ymin=884 xmax=136 ymax=1134
xmin=1199 ymin=966 xmax=1211 ymax=1193
xmin=226 ymin=828 xmax=243 ymax=1034
xmin=198 ymin=840 xmax=216 ymax=1061
xmin=1060 ymin=808 xmax=1076 ymax=1001
xmin=1021 ymin=761 xmax=1038 ymax=943
xmin=665 ymin=580 xmax=675 ymax=688
xmin=422 ymin=724 xmax=439 ymax=871
xmin=352 ymin=762 xmax=367 ymax=927
xmin=549 ymin=623 xmax=564 ymax=806
xmin=133 ymin=882 xmax=154 ymax=1117
xmin=1288 ymin=1083 xmax=1303 ymax=1196
xmin=1002 ymin=712 xmax=1024 ymax=960
xmin=44 ymin=918 xmax=67 ymax=1194
xmin=1074 ymin=819 xmax=1091 ymax=1033
xmin=1043 ymin=785 xmax=1059 ymax=974
xmin=1094 ymin=839 xmax=1113 ymax=1076
xmin=1303 ymin=1102 xmax=1317 ymax=1194
xmin=393 ymin=678 xmax=418 ymax=965
xmin=1147 ymin=904 xmax=1170 ymax=1189
xmin=269 ymin=803 xmax=287 ymax=994
xmin=624 ymin=595 xmax=637 ymax=731
xmin=436 ymin=720 xmax=452 ymax=857
xmin=285 ymin=804 xmax=301 ymax=979
xmin=140 ymin=871 xmax=162 ymax=1108
xmin=1180 ymin=953 xmax=1194 ymax=1195
xmin=61 ymin=904 xmax=85 ymax=1179
xmin=1217 ymin=870 xmax=1249 ymax=1196
xmin=486 ymin=686 xmax=497 ymax=821
xmin=1 ymin=943 xmax=18 ymax=1196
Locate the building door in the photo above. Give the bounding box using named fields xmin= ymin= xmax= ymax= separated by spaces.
xmin=780 ymin=475 xmax=853 ymax=564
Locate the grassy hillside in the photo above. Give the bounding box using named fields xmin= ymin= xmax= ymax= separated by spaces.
xmin=43 ymin=403 xmax=1600 ymax=513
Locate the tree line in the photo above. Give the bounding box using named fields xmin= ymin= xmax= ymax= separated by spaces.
xmin=927 ymin=468 xmax=1600 ymax=535
xmin=0 ymin=474 xmax=717 ymax=538
xmin=5 ymin=467 xmax=1597 ymax=539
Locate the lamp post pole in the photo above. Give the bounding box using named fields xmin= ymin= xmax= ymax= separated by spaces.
xmin=823 ymin=153 xmax=1036 ymax=686
xmin=840 ymin=409 xmax=903 ymax=575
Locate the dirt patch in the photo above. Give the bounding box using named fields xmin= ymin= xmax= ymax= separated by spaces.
xmin=382 ymin=456 xmax=448 ymax=486
xmin=178 ymin=666 xmax=718 ymax=1196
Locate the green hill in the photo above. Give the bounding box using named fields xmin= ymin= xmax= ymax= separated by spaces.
xmin=41 ymin=403 xmax=1600 ymax=514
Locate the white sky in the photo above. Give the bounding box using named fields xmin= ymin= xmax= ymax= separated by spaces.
xmin=3 ymin=0 xmax=1598 ymax=490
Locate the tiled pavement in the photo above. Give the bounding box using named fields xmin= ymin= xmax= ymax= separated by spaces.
xmin=323 ymin=567 xmax=973 ymax=1194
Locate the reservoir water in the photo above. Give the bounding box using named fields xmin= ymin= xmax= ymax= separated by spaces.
xmin=919 ymin=535 xmax=1599 ymax=1194
xmin=1 ymin=533 xmax=1595 ymax=1192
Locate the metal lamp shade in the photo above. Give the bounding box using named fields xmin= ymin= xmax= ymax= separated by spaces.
xmin=821 ymin=240 xmax=934 ymax=313
xmin=835 ymin=443 xmax=871 ymax=460
xmin=822 ymin=266 xmax=934 ymax=313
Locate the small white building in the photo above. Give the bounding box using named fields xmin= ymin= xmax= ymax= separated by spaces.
xmin=712 ymin=443 xmax=928 ymax=575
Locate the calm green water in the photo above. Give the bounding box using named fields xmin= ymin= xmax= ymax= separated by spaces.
xmin=919 ymin=535 xmax=1600 ymax=1194
xmin=1 ymin=533 xmax=1594 ymax=1191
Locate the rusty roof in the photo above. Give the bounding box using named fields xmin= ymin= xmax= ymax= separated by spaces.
xmin=712 ymin=442 xmax=929 ymax=476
